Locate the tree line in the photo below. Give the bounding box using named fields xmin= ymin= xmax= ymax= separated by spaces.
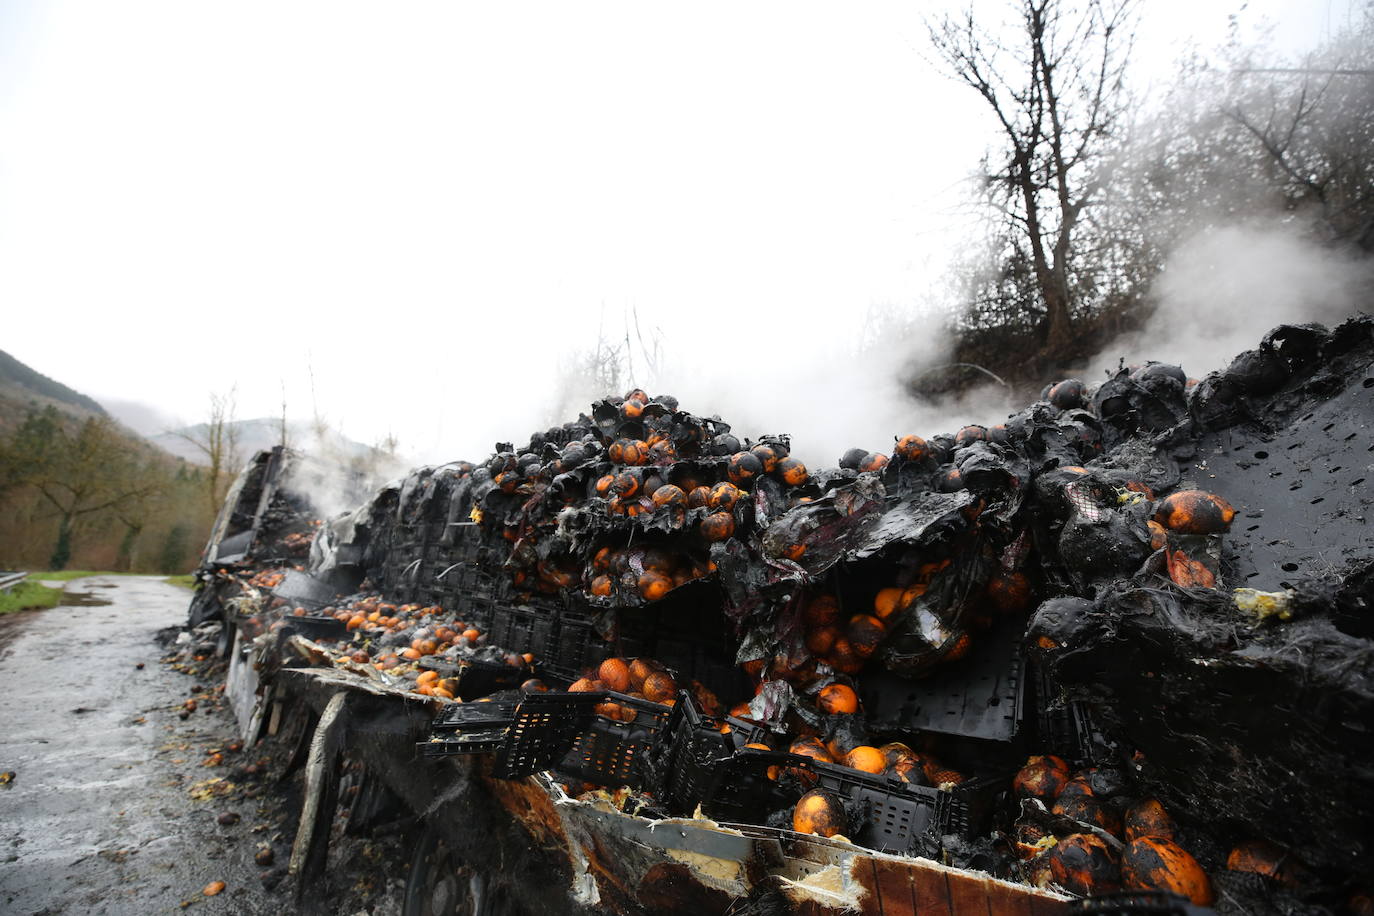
xmin=0 ymin=407 xmax=224 ymax=573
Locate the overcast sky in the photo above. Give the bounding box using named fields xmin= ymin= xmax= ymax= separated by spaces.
xmin=0 ymin=1 xmax=1357 ymax=467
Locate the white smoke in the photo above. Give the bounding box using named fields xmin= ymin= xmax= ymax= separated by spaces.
xmin=282 ymin=423 xmax=416 ymax=521
xmin=1090 ymin=223 xmax=1374 ymax=381
xmin=648 ymin=308 xmax=1019 ymax=469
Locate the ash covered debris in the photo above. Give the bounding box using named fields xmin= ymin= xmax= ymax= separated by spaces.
xmin=193 ymin=317 xmax=1373 ymax=913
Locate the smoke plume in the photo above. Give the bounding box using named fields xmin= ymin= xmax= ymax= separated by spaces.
xmin=1091 ymin=224 xmax=1374 ymax=381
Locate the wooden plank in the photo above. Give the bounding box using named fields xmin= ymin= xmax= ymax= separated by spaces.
xmin=912 ymin=863 xmax=954 ymax=916
xmin=869 ymin=859 xmax=918 ymax=916
xmin=1028 ymin=892 xmax=1071 ymax=916
xmin=289 ymin=690 xmax=348 ymax=911
xmin=943 ymin=868 xmax=993 ymax=916
xmin=981 ymin=877 xmax=1036 ymax=916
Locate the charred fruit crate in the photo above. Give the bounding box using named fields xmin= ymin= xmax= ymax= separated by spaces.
xmin=555 ymin=691 xmax=675 ymax=787
xmin=807 ymin=757 xmax=944 ymax=856
xmin=483 ymin=599 xmax=558 ymax=662
xmin=382 ymin=555 xmax=427 ymax=601
xmin=494 ymin=690 xmax=604 ymax=778
xmin=433 ymin=522 xmax=490 ymax=559
xmin=443 ymin=575 xmax=503 ymax=626
xmin=930 ymin=772 xmax=1010 ymax=840
xmin=649 ymin=637 xmax=754 ymax=711
xmin=537 ymin=605 xmax=613 ymax=683
xmin=654 ymin=697 xmax=780 ymax=820
xmin=418 ymin=656 xmax=529 ymax=700
xmin=615 ymin=594 xmax=749 ymax=703
xmin=1033 ymin=663 xmax=1112 ymax=765
xmin=418 ymin=694 xmax=520 ymax=758
xmin=428 ymin=557 xmax=497 ymax=606
xmin=493 ymin=690 xmax=672 ymax=787
xmin=859 ymin=619 xmax=1027 ymax=745
xmin=674 ymin=747 xmax=947 ymax=855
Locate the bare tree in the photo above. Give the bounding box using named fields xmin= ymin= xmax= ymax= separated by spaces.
xmin=546 ymin=309 xmax=625 ymax=425
xmin=1092 ymin=4 xmax=1374 ymax=314
xmin=624 ymin=305 xmax=665 ymax=387
xmin=930 ymin=0 xmax=1136 ymax=361
xmin=175 ymin=387 xmax=242 ymax=514
xmin=278 ymin=380 xmax=291 ymax=449
xmin=1217 ymin=10 xmax=1374 ymax=250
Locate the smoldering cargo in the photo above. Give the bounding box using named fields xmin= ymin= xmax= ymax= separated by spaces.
xmin=194 ymin=316 xmax=1374 ymax=914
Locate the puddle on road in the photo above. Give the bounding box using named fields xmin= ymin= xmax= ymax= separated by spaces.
xmin=62 ymin=590 xmax=112 ymax=607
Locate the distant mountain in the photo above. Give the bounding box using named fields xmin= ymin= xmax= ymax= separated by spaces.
xmin=0 ymin=350 xmax=378 ymax=468
xmin=0 ymin=349 xmax=108 ymax=431
xmin=0 ymin=351 xmax=189 ymax=474
xmin=151 ymin=418 xmax=375 ymax=468
xmin=101 ymin=397 xmax=182 ymax=438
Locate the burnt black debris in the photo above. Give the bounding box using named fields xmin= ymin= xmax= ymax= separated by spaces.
xmin=193 ymin=315 xmax=1374 ymax=911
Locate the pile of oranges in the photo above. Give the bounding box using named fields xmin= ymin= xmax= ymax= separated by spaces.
xmin=262 ymin=594 xmax=535 ymax=698
xmin=566 ymin=656 xmax=683 ymax=721
xmin=799 ymin=594 xmax=889 ymax=676
xmin=248 ymin=568 xmax=288 ymax=589
xmin=469 ymin=388 xmax=820 ymax=609
xmin=578 ymin=438 xmax=810 ymax=604
xmin=1013 ymin=755 xmax=1214 ymax=905
xmin=586 ymin=545 xmax=717 ymax=603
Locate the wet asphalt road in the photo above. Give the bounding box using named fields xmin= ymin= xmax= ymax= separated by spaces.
xmin=0 ymin=576 xmax=283 ymax=915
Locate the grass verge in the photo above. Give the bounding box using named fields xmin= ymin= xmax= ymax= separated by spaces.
xmin=34 ymin=569 xmax=138 ymax=582
xmin=0 ymin=580 xmax=65 ymax=615
xmin=164 ymin=575 xmax=196 ymax=590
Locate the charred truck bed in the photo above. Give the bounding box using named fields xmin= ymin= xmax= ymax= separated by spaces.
xmin=188 ymin=316 xmax=1374 ymax=915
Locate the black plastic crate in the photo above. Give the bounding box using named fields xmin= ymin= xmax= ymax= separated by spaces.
xmin=808 ymin=757 xmax=942 ymax=856
xmin=655 ymin=697 xmax=778 ymax=818
xmin=431 ymin=561 xmax=491 ymax=602
xmin=689 ymin=749 xmax=797 ymax=824
xmin=459 ymin=592 xmax=497 ymax=630
xmin=384 ymin=556 xmax=426 ymax=602
xmin=1034 ymin=664 xmax=1112 ymax=765
xmin=539 ymin=608 xmax=613 ymax=682
xmin=446 ymin=531 xmax=490 ymax=565
xmin=860 ymin=620 xmax=1026 ymax=743
xmin=430 ymin=694 xmax=520 ymax=733
xmin=650 ymin=636 xmax=753 ymax=709
xmin=424 ymin=518 xmax=451 ymax=545
xmin=486 ymin=602 xmax=558 ymax=659
xmin=418 ymin=726 xmax=509 ymax=757
xmin=492 ymin=690 xmax=672 ymax=786
xmin=415 ymin=688 xmax=522 ymax=759
xmin=555 ymin=692 xmax=675 ymax=788
xmin=930 ymin=772 xmax=1009 ymax=840
xmin=494 ymin=690 xmax=607 ymax=778
xmin=420 ymin=732 xmax=506 ymax=757
xmin=656 ymin=696 xmax=732 ymax=814
xmin=412 ymin=580 xmax=446 ymax=608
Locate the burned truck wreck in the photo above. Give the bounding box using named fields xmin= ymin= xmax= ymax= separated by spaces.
xmin=190 ymin=316 xmax=1373 ymax=915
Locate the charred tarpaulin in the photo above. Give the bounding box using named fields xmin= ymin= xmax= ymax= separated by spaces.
xmin=1028 ymin=317 xmax=1374 ymax=890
